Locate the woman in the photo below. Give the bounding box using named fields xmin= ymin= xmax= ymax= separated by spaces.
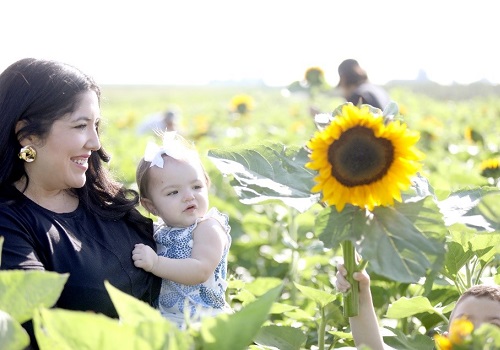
xmin=0 ymin=58 xmax=160 ymax=348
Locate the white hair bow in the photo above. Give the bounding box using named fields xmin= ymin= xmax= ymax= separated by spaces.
xmin=143 ymin=131 xmax=185 ymax=168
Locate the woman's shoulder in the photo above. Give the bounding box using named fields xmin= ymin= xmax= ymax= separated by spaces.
xmin=0 ymin=184 xmax=20 ymax=201
xmin=0 ymin=185 xmax=30 ymax=214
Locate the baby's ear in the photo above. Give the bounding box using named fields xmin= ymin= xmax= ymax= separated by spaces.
xmin=140 ymin=197 xmax=158 ymax=216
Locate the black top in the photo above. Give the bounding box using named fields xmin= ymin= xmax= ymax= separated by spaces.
xmin=0 ymin=185 xmax=160 ymax=319
xmin=347 ymin=82 xmax=390 ymax=110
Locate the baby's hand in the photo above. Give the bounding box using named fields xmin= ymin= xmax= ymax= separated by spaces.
xmin=132 ymin=243 xmax=158 ymax=272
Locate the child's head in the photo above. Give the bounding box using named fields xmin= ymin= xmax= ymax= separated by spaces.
xmin=136 ymin=132 xmax=210 ymax=227
xmin=449 ymin=285 xmax=500 ymax=329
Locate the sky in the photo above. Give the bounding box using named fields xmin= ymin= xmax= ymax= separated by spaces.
xmin=1 ymin=0 xmax=499 ymax=87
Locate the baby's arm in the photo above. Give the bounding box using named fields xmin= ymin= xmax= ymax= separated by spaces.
xmin=336 ymin=264 xmax=387 ymax=350
xmin=132 ymin=218 xmax=227 ymax=285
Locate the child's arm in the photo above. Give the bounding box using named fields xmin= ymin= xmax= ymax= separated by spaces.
xmin=336 ymin=264 xmax=388 ymax=350
xmin=132 ymin=218 xmax=227 ymax=285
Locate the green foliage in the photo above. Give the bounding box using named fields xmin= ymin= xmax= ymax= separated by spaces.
xmin=0 ymin=250 xmax=68 ymax=350
xmin=32 ymin=284 xmax=284 ymax=350
xmin=101 ymin=86 xmax=500 ymax=349
xmin=0 ymin=270 xmax=68 ymax=324
xmin=254 ymin=325 xmax=308 ymax=349
xmin=4 ymin=85 xmax=500 ymax=348
xmin=199 ymin=285 xmax=283 ymax=350
xmin=0 ymin=310 xmax=30 ymax=350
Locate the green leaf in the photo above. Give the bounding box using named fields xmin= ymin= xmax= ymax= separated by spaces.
xmin=294 ymin=283 xmax=336 ymax=308
xmin=473 ymin=323 xmax=500 ymax=348
xmin=253 ymin=325 xmax=307 ymax=350
xmin=328 ymin=330 xmax=353 ymax=340
xmin=208 ymin=142 xmax=319 ymax=212
xmin=244 ymin=277 xmax=283 ymax=296
xmin=386 ymin=296 xmax=437 ymax=318
xmin=269 ymin=302 xmax=298 ymax=314
xmin=444 ymin=231 xmax=500 ymax=279
xmin=383 ymin=326 xmax=435 ymax=350
xmin=0 ymin=309 xmax=30 ymax=350
xmin=104 ymin=281 xmax=182 ymax=349
xmin=439 ymin=187 xmax=500 ymax=231
xmin=383 ymin=100 xmax=400 ymax=118
xmin=476 ymin=192 xmax=500 ymax=229
xmin=469 ymin=232 xmax=500 ymax=262
xmin=315 ymin=198 xmax=446 ymax=283
xmin=200 ymin=285 xmax=283 ymax=350
xmin=0 ymin=270 xmax=68 ymax=323
xmin=105 ymin=281 xmax=165 ymax=325
xmin=443 ymin=241 xmax=475 ymax=278
xmin=314 ymin=205 xmax=365 ymax=248
xmin=284 ymin=308 xmax=315 ymax=322
xmin=361 ymin=199 xmax=446 ymax=283
xmin=33 ymin=309 xmax=166 ymax=350
xmin=402 ymin=173 xmax=435 ymax=203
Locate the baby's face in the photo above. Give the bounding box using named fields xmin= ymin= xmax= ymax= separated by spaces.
xmin=451 ymin=295 xmax=500 ymax=329
xmin=147 ymin=156 xmax=209 ymax=228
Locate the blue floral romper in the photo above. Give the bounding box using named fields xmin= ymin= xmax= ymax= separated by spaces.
xmin=153 ymin=207 xmax=231 ymax=327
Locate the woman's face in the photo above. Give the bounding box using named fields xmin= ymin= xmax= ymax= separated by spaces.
xmin=22 ymin=90 xmax=101 ymax=192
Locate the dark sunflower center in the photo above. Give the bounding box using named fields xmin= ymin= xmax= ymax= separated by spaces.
xmin=328 ymin=126 xmax=395 ymax=187
xmin=237 ymin=103 xmax=248 ymax=114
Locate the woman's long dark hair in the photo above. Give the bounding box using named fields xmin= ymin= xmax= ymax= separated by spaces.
xmin=0 ymin=58 xmax=151 ymax=234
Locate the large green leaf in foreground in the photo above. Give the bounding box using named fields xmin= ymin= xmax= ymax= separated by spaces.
xmin=200 ymin=284 xmax=283 ymax=350
xmin=34 ymin=284 xmax=189 ymax=350
xmin=208 ymin=142 xmax=319 ymax=213
xmin=0 ymin=270 xmax=68 ymax=324
xmin=0 ymin=310 xmax=30 ymax=350
xmin=34 ymin=308 xmax=166 ymax=350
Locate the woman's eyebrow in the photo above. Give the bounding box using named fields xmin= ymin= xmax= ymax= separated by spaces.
xmin=69 ymin=116 xmax=92 ymax=122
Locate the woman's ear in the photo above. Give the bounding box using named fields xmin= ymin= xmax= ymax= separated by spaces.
xmin=15 ymin=120 xmax=35 ymax=146
xmin=140 ymin=197 xmax=158 ymax=216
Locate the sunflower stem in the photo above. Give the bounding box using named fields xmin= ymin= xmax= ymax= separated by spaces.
xmin=341 ymin=240 xmax=359 ymax=317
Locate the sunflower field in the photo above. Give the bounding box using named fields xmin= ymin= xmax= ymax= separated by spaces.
xmin=3 ymin=81 xmax=500 ymax=350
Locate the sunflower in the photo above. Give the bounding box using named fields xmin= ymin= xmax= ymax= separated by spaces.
xmin=306 ymin=103 xmax=424 ymax=211
xmin=434 ymin=317 xmax=474 ymax=350
xmin=434 ymin=334 xmax=452 ymax=350
xmin=464 ymin=126 xmax=484 ymax=144
xmin=304 ymin=67 xmax=325 ymax=87
xmin=230 ymin=94 xmax=254 ymax=115
xmin=479 ymin=158 xmax=500 ymax=178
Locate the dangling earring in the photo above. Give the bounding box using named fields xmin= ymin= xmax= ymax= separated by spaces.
xmin=18 ymin=145 xmax=37 ymax=163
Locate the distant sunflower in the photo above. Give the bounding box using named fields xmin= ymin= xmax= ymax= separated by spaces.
xmin=479 ymin=158 xmax=500 ymax=178
xmin=304 ymin=67 xmax=325 ymax=87
xmin=306 ymin=104 xmax=424 ymax=211
xmin=464 ymin=126 xmax=484 ymax=144
xmin=230 ymin=94 xmax=254 ymax=115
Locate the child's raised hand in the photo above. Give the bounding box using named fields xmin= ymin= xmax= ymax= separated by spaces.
xmin=132 ymin=243 xmax=158 ymax=272
xmin=335 ymin=263 xmax=371 ymax=294
xmin=335 ymin=263 xmax=352 ymax=293
xmin=336 ymin=263 xmax=388 ymax=350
